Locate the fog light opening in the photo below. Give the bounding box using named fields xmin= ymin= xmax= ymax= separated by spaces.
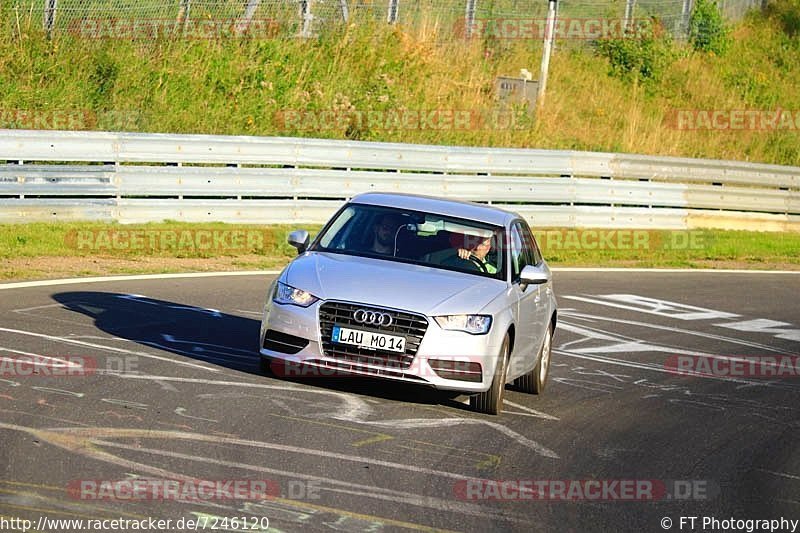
xmin=428 ymin=359 xmax=483 ymax=382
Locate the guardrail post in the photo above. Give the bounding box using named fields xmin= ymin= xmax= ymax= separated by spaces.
xmin=387 ymin=0 xmax=399 ymax=24
xmin=43 ymin=0 xmax=57 ymax=38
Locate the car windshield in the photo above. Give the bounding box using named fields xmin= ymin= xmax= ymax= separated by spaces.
xmin=311 ymin=204 xmax=505 ymax=280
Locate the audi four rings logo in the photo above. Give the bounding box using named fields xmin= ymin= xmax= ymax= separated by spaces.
xmin=353 ymin=309 xmax=393 ymax=327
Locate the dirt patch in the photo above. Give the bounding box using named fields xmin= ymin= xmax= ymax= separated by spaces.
xmin=0 ymin=255 xmax=291 ymax=282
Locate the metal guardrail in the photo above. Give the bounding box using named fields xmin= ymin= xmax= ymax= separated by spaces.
xmin=1 ymin=129 xmax=798 ymax=230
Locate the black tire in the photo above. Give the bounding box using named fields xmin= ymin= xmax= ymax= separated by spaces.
xmin=470 ymin=334 xmax=509 ymax=415
xmin=259 ymin=356 xmax=274 ymax=376
xmin=515 ymin=325 xmax=553 ymax=394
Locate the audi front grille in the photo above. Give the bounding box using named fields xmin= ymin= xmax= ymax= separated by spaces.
xmin=319 ymin=301 xmax=428 ymax=369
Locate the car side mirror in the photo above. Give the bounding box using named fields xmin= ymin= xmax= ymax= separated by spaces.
xmin=287 ymin=230 xmax=310 ymax=254
xmin=520 ymin=264 xmax=550 ymax=287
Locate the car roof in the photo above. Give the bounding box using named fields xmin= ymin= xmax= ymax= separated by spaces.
xmin=349 ymin=192 xmax=518 ymax=227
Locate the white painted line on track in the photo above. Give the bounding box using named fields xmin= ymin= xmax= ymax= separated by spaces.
xmin=0 ymin=271 xmax=282 ymax=290
xmin=1 ymin=267 xmax=798 ymax=290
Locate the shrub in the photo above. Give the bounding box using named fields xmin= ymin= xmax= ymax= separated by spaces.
xmin=689 ymin=0 xmax=732 ymax=55
xmin=594 ymin=20 xmax=677 ymax=84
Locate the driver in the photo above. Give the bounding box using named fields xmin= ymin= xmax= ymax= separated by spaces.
xmin=368 ymin=213 xmax=405 ymax=254
xmin=456 ymin=235 xmax=497 ymax=274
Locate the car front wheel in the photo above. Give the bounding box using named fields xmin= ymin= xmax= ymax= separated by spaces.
xmin=259 ymin=356 xmax=274 ymax=376
xmin=470 ymin=334 xmax=509 ymax=415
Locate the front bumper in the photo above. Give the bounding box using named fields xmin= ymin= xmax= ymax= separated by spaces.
xmin=259 ymin=299 xmax=503 ymax=393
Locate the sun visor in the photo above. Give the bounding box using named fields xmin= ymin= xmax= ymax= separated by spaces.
xmin=441 ymin=222 xmax=495 ymax=238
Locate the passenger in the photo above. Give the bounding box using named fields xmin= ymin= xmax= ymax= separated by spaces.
xmin=368 ymin=213 xmax=405 ymax=255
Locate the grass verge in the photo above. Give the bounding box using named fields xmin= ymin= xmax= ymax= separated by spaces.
xmin=1 ymin=223 xmax=798 ymax=282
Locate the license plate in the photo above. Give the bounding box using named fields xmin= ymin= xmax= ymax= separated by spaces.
xmin=331 ymin=325 xmax=406 ymax=353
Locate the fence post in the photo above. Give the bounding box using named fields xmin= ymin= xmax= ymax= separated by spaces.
xmin=681 ymin=0 xmax=694 ymax=38
xmin=624 ymin=0 xmax=636 ymax=32
xmin=339 ymin=0 xmax=349 ymax=23
xmin=537 ymin=0 xmax=557 ymax=108
xmin=177 ymin=0 xmax=192 ymax=33
xmin=43 ymin=0 xmax=57 ymax=37
xmin=242 ymin=0 xmax=261 ymax=25
xmin=387 ymin=0 xmax=399 ymax=24
xmin=463 ymin=0 xmax=477 ymax=39
xmin=300 ymin=0 xmax=313 ymax=37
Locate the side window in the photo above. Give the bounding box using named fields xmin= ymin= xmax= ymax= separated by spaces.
xmin=520 ymin=222 xmax=542 ymax=265
xmin=509 ymin=224 xmax=531 ymax=281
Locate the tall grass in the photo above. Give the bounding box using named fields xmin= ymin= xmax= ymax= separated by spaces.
xmin=1 ymin=2 xmax=798 ymax=165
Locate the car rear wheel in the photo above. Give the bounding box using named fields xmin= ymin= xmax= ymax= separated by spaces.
xmin=514 ymin=325 xmax=552 ymax=394
xmin=470 ymin=334 xmax=509 ymax=415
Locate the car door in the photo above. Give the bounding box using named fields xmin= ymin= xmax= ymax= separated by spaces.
xmin=520 ymin=221 xmax=550 ymax=356
xmin=508 ymin=222 xmax=544 ymax=379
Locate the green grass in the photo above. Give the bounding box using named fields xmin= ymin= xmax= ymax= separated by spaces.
xmin=1 ymin=223 xmax=798 ymax=282
xmin=534 ymin=229 xmax=800 ymax=268
xmin=0 ymin=221 xmax=313 ymax=259
xmin=1 ymin=1 xmax=799 ymax=164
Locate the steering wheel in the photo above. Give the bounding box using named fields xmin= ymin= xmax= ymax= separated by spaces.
xmin=440 ymin=250 xmax=488 ymax=273
xmin=465 ymin=254 xmax=488 ymax=273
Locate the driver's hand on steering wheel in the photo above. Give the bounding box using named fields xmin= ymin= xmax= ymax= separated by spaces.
xmin=457 ymin=248 xmax=472 ymax=260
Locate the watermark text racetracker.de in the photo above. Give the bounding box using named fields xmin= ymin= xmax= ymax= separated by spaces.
xmin=666 ymin=516 xmax=799 ymax=532
xmin=67 ymin=18 xmax=281 ymax=40
xmin=0 ymin=109 xmax=93 ymax=130
xmin=66 ymin=228 xmax=273 ymax=252
xmin=453 ymin=479 xmax=716 ymax=502
xmin=531 ymin=229 xmax=708 ymax=252
xmin=665 ymin=109 xmax=800 ymax=131
xmin=0 ymin=354 xmax=138 ymax=378
xmin=454 ymin=17 xmax=654 ymax=40
xmin=274 ymin=108 xmax=525 ymax=131
xmin=665 ymin=355 xmax=800 ymax=379
xmin=68 ymin=478 xmax=321 ymax=501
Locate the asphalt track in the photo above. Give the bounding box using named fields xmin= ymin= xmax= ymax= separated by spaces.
xmin=0 ymin=271 xmax=798 ymax=533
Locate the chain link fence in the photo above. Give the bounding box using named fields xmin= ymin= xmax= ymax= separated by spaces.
xmin=6 ymin=0 xmax=767 ymax=40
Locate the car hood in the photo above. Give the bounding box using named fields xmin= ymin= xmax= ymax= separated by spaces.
xmin=284 ymin=252 xmax=505 ymax=315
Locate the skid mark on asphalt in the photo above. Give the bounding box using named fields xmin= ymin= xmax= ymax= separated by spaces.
xmin=0 ymin=327 xmax=220 ymax=373
xmin=351 ymin=434 xmax=393 ymax=447
xmin=757 ymin=469 xmax=800 ymax=481
xmin=111 ymin=373 xmax=561 ymax=458
xmin=236 ymin=406 xmax=502 ymax=470
xmin=0 ymin=422 xmax=523 ymax=526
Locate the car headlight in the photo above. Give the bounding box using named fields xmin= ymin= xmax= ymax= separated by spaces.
xmin=434 ymin=315 xmax=492 ymax=335
xmin=273 ymin=281 xmax=319 ymax=307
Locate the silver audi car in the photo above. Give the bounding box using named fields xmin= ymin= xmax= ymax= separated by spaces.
xmin=258 ymin=192 xmax=556 ymax=414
